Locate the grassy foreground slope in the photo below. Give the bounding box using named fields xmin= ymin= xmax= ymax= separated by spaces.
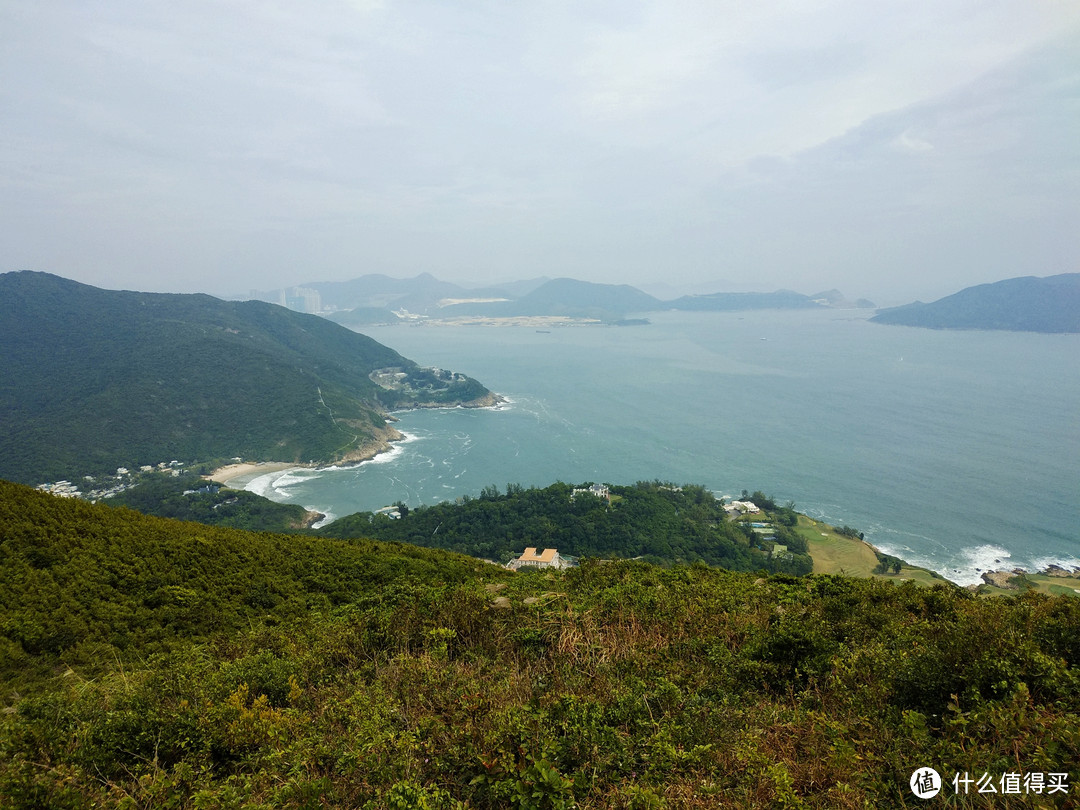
xmin=0 ymin=271 xmax=492 ymax=484
xmin=2 ymin=481 xmax=1079 ymax=808
xmin=0 ymin=480 xmax=487 ymax=693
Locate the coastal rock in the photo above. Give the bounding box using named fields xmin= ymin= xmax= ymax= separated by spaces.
xmin=1042 ymin=564 xmax=1078 ymax=578
xmin=981 ymin=571 xmax=1019 ymax=589
xmin=400 ymin=391 xmax=506 ymax=409
xmin=295 ymin=510 xmax=325 ymax=530
xmin=335 ymin=423 xmax=405 ymax=465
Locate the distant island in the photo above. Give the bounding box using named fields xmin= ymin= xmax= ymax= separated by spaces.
xmin=0 ymin=271 xmax=498 ymax=484
xmin=871 ymin=273 xmax=1080 ymax=333
xmin=261 ymin=273 xmax=874 ymax=325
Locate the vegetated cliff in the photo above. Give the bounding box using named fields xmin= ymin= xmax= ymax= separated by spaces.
xmin=0 ymin=271 xmax=494 ymax=483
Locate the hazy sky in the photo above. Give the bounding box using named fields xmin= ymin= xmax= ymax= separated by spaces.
xmin=3 ymin=1 xmax=1078 ymax=303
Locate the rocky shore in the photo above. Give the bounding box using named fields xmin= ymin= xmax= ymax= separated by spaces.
xmin=334 ymin=422 xmax=406 ymax=464
xmin=395 ymin=391 xmax=506 ymax=410
xmin=978 ymin=564 xmax=1080 ymax=591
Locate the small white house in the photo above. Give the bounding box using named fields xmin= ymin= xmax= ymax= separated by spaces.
xmin=571 ymin=483 xmax=611 ymax=502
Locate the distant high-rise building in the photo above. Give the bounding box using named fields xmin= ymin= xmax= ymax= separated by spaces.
xmin=283 ymin=287 xmax=321 ymax=313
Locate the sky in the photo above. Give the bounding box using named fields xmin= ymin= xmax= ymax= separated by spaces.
xmin=2 ymin=1 xmax=1078 ymax=304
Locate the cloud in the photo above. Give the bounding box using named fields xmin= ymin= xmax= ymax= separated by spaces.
xmin=560 ymin=0 xmax=1080 ymax=165
xmin=892 ymin=130 xmax=935 ymax=154
xmin=0 ymin=0 xmax=1077 ymax=298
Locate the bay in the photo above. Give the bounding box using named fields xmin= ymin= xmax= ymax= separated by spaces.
xmin=248 ymin=310 xmax=1080 ymax=585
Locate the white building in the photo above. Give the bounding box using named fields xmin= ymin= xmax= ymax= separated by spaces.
xmin=507 ymin=547 xmax=572 ymax=570
xmin=729 ymin=500 xmax=761 ymax=515
xmin=571 ymin=483 xmax=611 ymax=502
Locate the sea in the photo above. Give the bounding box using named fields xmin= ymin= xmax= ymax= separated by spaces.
xmin=246 ymin=309 xmax=1079 ymax=586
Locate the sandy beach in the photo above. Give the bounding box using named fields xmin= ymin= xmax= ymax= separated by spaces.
xmin=207 ymin=461 xmax=307 ymax=489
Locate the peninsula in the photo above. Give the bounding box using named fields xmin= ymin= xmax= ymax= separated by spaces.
xmin=871 ymin=272 xmax=1080 ymax=332
xmin=0 ymin=271 xmax=498 ymax=484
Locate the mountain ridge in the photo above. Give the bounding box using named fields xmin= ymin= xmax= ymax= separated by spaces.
xmin=304 ymin=273 xmax=855 ymax=323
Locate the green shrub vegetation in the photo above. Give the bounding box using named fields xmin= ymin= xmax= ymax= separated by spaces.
xmin=0 ymin=480 xmax=484 ymax=694
xmin=2 ymin=480 xmax=1079 ymax=808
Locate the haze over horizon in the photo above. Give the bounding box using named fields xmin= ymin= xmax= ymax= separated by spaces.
xmin=3 ymin=1 xmax=1078 ymax=306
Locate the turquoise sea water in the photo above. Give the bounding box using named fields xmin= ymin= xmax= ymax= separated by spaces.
xmin=248 ymin=310 xmax=1080 ymax=585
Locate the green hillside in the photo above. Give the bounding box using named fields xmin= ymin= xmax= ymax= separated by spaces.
xmin=2 ymin=481 xmax=1079 ymax=808
xmin=0 ymin=272 xmax=493 ymax=483
xmin=0 ymin=480 xmax=487 ymax=693
xmin=320 ymin=481 xmax=814 ymax=575
xmin=871 ymin=273 xmax=1080 ymax=332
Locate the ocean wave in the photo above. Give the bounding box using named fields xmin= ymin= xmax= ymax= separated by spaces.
xmin=245 ymin=469 xmax=303 ymax=499
xmin=946 ymin=544 xmax=1014 ymax=586
xmin=274 ymin=469 xmax=320 ymax=488
xmin=363 ymin=441 xmax=409 ymax=466
xmin=330 ymin=431 xmax=423 ymax=469
xmin=1026 ymin=553 xmax=1080 ymax=575
xmin=311 ymin=509 xmax=336 ymax=529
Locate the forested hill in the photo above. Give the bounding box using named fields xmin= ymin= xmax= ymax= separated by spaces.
xmin=871 ymin=273 xmax=1080 ymax=332
xmin=318 ymin=481 xmax=815 ymax=575
xmin=0 ymin=271 xmax=492 ymax=483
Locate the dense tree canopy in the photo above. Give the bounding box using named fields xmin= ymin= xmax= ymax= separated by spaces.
xmin=320 ymin=481 xmax=813 ymax=575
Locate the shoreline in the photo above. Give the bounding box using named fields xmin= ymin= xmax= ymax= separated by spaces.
xmin=975 ymin=564 xmax=1080 ymax=595
xmin=205 ymin=461 xmax=1080 ymax=592
xmin=208 ymin=394 xmax=507 ymax=488
xmin=209 ymin=429 xmax=406 ymax=490
xmin=209 ymin=460 xmax=309 ymax=489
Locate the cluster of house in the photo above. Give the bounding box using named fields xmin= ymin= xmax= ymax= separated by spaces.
xmin=35 ymin=480 xmax=81 ymax=498
xmin=747 ymin=521 xmax=788 ymax=558
xmin=37 ymin=460 xmax=186 ymax=502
